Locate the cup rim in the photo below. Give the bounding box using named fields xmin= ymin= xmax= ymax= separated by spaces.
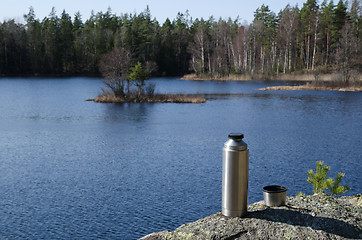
xmin=263 ymin=185 xmax=287 ymax=193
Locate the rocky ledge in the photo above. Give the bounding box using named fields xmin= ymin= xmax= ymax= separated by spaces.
xmin=140 ymin=193 xmax=361 ymax=240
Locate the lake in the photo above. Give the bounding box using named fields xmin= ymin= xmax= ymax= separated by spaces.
xmin=0 ymin=77 xmax=361 ymax=239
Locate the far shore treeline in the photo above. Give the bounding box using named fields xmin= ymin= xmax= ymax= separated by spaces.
xmin=0 ymin=0 xmax=361 ymax=78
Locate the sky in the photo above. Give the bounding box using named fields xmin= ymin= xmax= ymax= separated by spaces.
xmin=1 ymin=0 xmax=307 ymax=24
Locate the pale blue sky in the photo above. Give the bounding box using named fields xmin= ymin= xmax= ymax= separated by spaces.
xmin=1 ymin=0 xmax=307 ymax=24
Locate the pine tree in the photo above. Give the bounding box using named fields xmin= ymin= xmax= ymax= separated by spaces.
xmin=128 ymin=62 xmax=149 ymax=97
xmin=307 ymin=161 xmax=350 ymax=196
xmin=320 ymin=0 xmax=335 ymax=66
xmin=332 ymin=0 xmax=348 ymax=46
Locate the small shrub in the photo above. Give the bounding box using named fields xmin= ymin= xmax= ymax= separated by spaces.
xmin=307 ymin=161 xmax=350 ymax=196
xmin=325 ymin=173 xmax=351 ymax=196
xmin=296 ymin=192 xmax=306 ymax=197
xmin=307 ymin=161 xmax=330 ymax=194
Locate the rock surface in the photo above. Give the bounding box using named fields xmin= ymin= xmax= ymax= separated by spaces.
xmin=140 ymin=193 xmax=362 ymax=240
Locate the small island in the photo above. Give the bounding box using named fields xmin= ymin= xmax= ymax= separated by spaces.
xmin=86 ymin=94 xmax=206 ymax=104
xmin=87 ymin=51 xmax=206 ymax=104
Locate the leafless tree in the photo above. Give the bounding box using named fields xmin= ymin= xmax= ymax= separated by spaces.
xmin=188 ymin=20 xmax=211 ymax=74
xmin=335 ymin=21 xmax=358 ymax=83
xmin=99 ymin=47 xmax=132 ymax=96
xmin=278 ymin=6 xmax=299 ymax=74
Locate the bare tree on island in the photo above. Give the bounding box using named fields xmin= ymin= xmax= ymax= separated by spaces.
xmin=98 ymin=47 xmax=132 ymax=97
xmin=95 ymin=53 xmax=206 ymax=103
xmin=99 ymin=49 xmax=157 ymax=101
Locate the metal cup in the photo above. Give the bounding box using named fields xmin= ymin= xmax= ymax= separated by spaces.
xmin=263 ymin=185 xmax=287 ymax=207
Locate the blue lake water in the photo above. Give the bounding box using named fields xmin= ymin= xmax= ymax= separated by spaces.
xmin=0 ymin=77 xmax=361 ymax=239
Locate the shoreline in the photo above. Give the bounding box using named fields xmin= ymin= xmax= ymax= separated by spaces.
xmin=182 ymin=73 xmax=362 ymax=92
xmin=181 ymin=73 xmax=362 ymax=82
xmin=259 ymin=83 xmax=362 ymax=92
xmin=86 ymin=94 xmax=206 ymax=104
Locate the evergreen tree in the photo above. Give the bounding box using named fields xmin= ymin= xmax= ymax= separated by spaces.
xmin=128 ymin=62 xmax=149 ymax=96
xmin=72 ymin=11 xmax=85 ymax=73
xmin=301 ymin=0 xmax=319 ymax=69
xmin=42 ymin=7 xmax=61 ymax=73
xmin=0 ymin=2 xmax=360 ymax=77
xmin=174 ymin=12 xmax=192 ymax=74
xmin=332 ymin=0 xmax=348 ymax=46
xmin=59 ymin=10 xmax=74 ymax=73
xmin=0 ymin=20 xmax=27 ymax=74
xmin=320 ymin=0 xmax=335 ymax=66
xmin=252 ymin=4 xmax=278 ymax=74
xmin=24 ymin=7 xmax=44 ymax=74
xmin=159 ymin=18 xmax=177 ymax=75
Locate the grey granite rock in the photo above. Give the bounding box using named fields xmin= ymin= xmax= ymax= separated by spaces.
xmin=140 ymin=193 xmax=362 ymax=240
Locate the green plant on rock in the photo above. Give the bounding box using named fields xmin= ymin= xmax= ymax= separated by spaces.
xmin=307 ymin=161 xmax=350 ymax=196
xmin=307 ymin=161 xmax=330 ymax=194
xmin=325 ymin=172 xmax=351 ymax=196
xmin=296 ymin=192 xmax=306 ymax=197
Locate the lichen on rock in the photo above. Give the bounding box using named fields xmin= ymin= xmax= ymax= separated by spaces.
xmin=140 ymin=193 xmax=362 ymax=240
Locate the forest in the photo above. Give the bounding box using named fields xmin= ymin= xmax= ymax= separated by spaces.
xmin=0 ymin=0 xmax=360 ymax=79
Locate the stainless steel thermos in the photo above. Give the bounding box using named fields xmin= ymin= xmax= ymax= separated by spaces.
xmin=222 ymin=133 xmax=249 ymax=217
